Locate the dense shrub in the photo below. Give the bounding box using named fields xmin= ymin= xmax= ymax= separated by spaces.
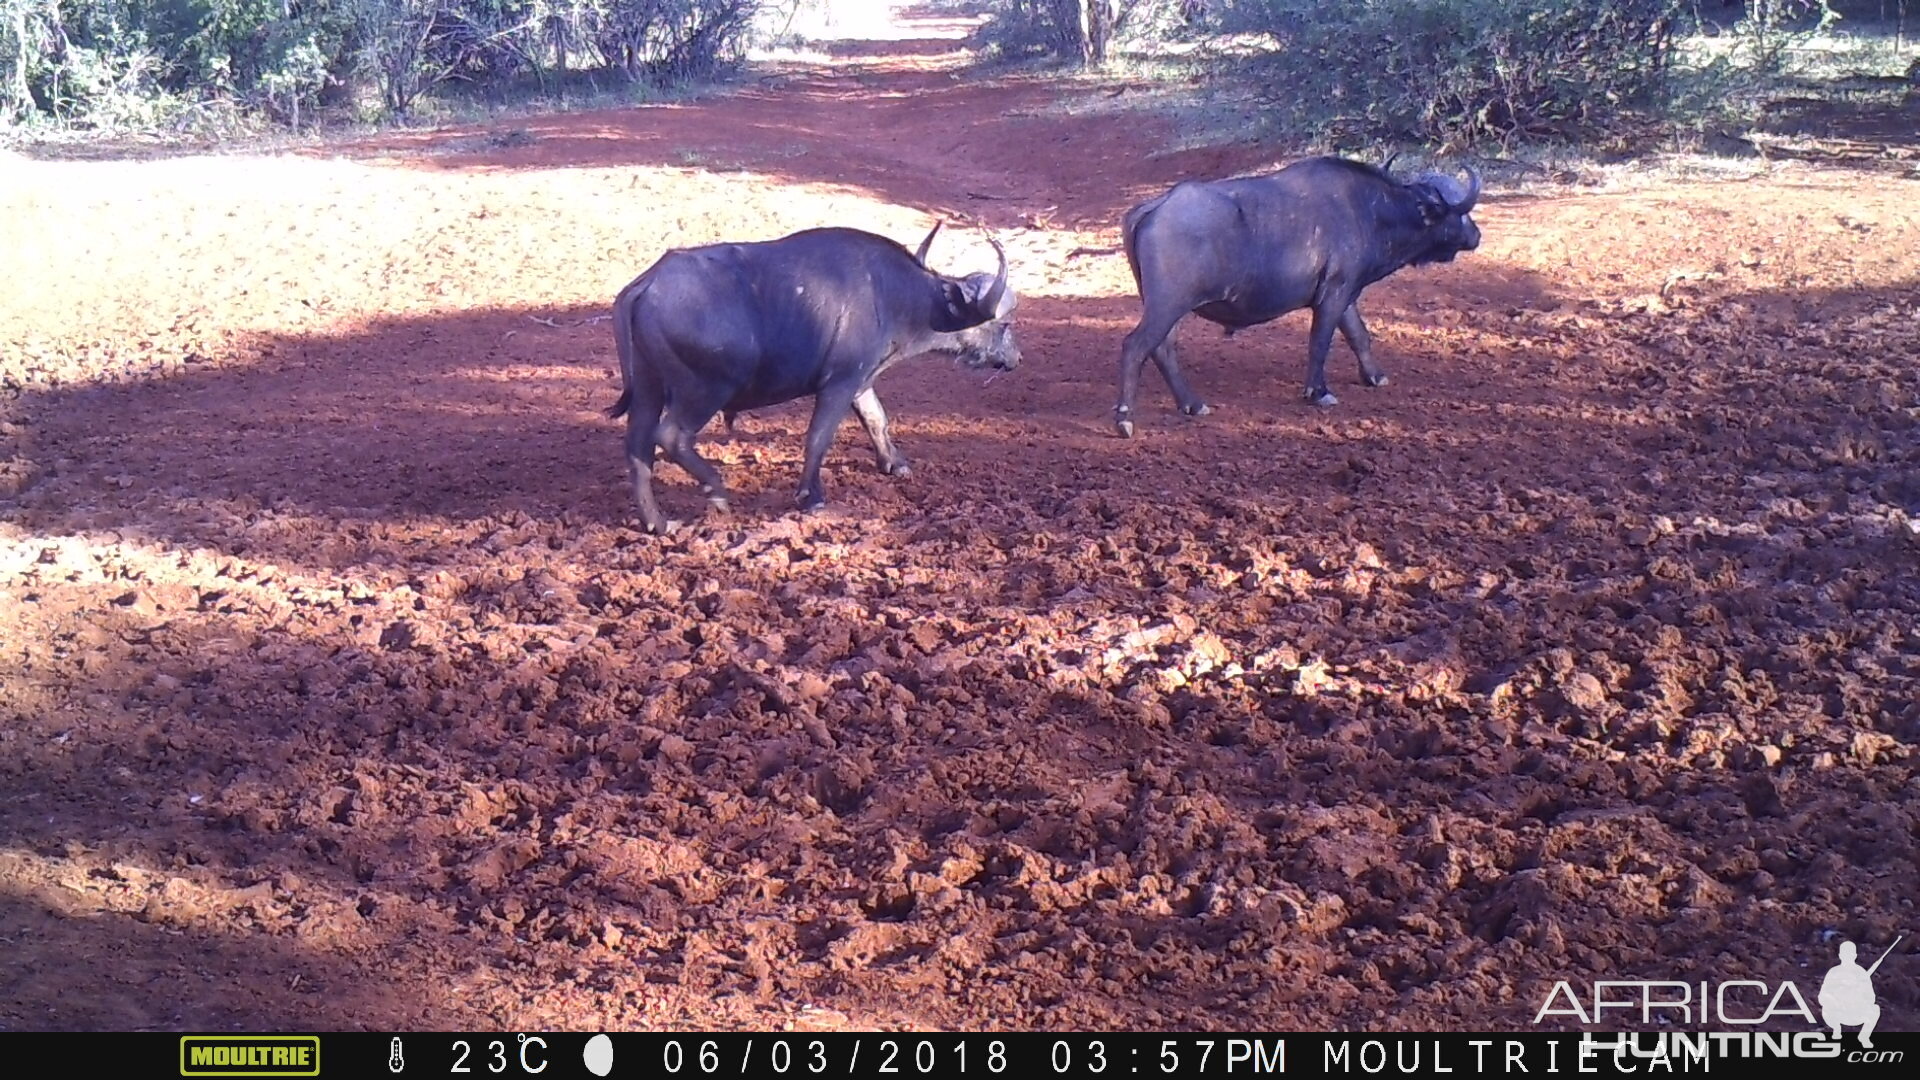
xmin=1725 ymin=1 xmax=1843 ymax=71
xmin=0 ymin=0 xmax=764 ymax=131
xmin=974 ymin=0 xmax=1196 ymax=65
xmin=601 ymin=0 xmax=762 ymax=82
xmin=1216 ymin=0 xmax=1691 ymax=149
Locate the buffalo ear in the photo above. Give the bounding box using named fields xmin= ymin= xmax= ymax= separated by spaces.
xmin=932 ymin=279 xmax=983 ymax=333
xmin=962 ymin=273 xmax=1013 ymax=315
xmin=1415 ymin=189 xmax=1448 ymax=226
xmin=930 ymin=236 xmax=1009 ymax=332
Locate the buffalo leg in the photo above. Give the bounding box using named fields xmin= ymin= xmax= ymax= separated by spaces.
xmin=1338 ymin=304 xmax=1388 ymax=388
xmin=1115 ymin=305 xmax=1187 ymax=437
xmin=795 ymin=382 xmax=861 ymax=512
xmin=1149 ymin=336 xmax=1210 ymax=419
xmin=657 ymin=387 xmax=733 ymax=512
xmin=852 ymin=387 xmax=910 ymax=478
xmin=1303 ymin=301 xmax=1343 ymax=406
xmin=623 ymin=381 xmax=670 ymax=535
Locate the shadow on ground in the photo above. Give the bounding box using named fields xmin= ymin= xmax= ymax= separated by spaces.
xmin=0 ymin=887 xmax=486 ymax=1030
xmin=6 ymin=256 xmax=1577 ymax=558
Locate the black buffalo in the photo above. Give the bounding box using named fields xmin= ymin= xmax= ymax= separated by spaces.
xmin=1112 ymin=155 xmax=1482 ymax=436
xmin=607 ymin=224 xmax=1016 ymax=533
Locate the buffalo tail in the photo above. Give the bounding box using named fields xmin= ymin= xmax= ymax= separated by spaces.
xmin=606 ymin=274 xmax=648 ymax=420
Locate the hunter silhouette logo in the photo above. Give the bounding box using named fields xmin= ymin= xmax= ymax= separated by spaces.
xmin=1535 ymin=931 xmax=1907 ymax=1061
xmin=1820 ymin=937 xmax=1901 ymax=1049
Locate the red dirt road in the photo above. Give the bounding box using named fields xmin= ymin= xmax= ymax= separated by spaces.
xmin=3 ymin=24 xmax=1919 ymax=1033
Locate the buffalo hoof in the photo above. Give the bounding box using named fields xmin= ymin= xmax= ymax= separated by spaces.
xmin=1306 ymin=390 xmax=1340 ymax=407
xmin=884 ymin=462 xmax=912 ymax=479
xmin=1365 ymin=373 xmax=1390 ymax=388
xmin=796 ymin=493 xmax=827 ymax=514
xmin=706 ymin=495 xmax=732 ymax=514
xmin=1115 ymin=418 xmax=1136 ymax=439
xmin=1181 ymin=402 xmax=1213 ymax=417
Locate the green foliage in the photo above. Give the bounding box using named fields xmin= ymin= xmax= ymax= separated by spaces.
xmin=42 ymin=36 xmax=171 ymax=127
xmin=1216 ymin=0 xmax=1691 ymax=150
xmin=597 ymin=0 xmax=764 ymax=83
xmin=975 ymin=1 xmax=1195 ymax=65
xmin=1729 ymin=1 xmax=1842 ymax=71
xmin=0 ymin=0 xmax=763 ymax=133
xmin=256 ymin=20 xmax=333 ymax=128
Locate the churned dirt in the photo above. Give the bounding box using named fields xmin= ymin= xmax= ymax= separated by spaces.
xmin=3 ymin=12 xmax=1919 ymax=1034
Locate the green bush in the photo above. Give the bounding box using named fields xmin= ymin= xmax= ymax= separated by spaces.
xmin=1218 ymin=0 xmax=1690 ymax=150
xmin=40 ymin=38 xmax=171 ymax=128
xmin=597 ymin=0 xmax=764 ymax=82
xmin=1726 ymin=1 xmax=1842 ymax=72
xmin=975 ymin=0 xmax=1195 ymax=65
xmin=0 ymin=0 xmax=763 ymax=133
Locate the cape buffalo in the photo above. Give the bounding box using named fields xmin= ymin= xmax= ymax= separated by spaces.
xmin=1112 ymin=156 xmax=1482 ymax=437
xmin=607 ymin=223 xmax=1017 ymax=533
xmin=714 ymin=222 xmax=1022 ymax=435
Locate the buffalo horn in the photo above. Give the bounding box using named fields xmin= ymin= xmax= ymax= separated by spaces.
xmin=914 ymin=220 xmax=943 ymax=267
xmin=1452 ymin=166 xmax=1482 ymax=213
xmin=972 ymin=237 xmax=1009 ymax=322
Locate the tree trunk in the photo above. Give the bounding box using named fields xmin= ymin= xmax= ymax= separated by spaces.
xmin=6 ymin=10 xmax=34 ymax=121
xmin=1074 ymin=1 xmax=1111 ymax=66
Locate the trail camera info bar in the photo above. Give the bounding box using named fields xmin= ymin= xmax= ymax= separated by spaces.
xmin=0 ymin=1031 xmax=1907 ymax=1079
